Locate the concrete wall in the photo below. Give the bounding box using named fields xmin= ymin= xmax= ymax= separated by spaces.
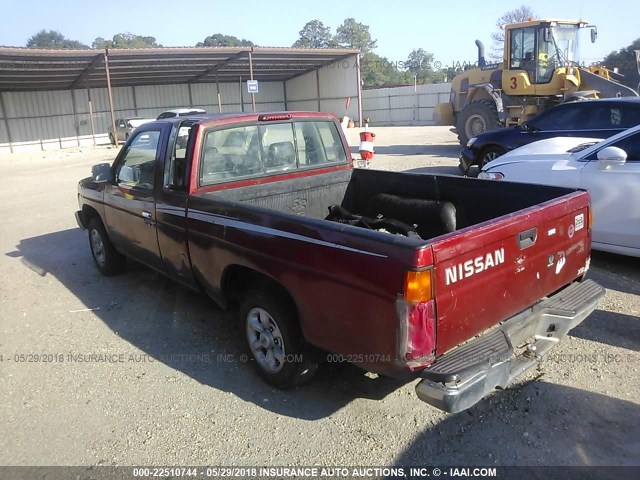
xmin=362 ymin=83 xmax=451 ymax=126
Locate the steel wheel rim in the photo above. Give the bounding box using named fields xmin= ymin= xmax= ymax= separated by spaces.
xmin=466 ymin=114 xmax=487 ymax=138
xmin=246 ymin=307 xmax=286 ymax=373
xmin=90 ymin=229 xmax=106 ymax=267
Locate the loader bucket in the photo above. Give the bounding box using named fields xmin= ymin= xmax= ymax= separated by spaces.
xmin=579 ymin=68 xmax=639 ymax=98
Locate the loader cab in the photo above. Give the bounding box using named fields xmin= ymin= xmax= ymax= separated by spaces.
xmin=504 ymin=20 xmax=593 ymax=92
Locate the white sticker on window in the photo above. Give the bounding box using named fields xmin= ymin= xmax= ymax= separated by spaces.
xmin=575 ymin=213 xmax=584 ymax=232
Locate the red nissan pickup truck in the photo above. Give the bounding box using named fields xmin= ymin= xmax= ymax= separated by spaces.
xmin=76 ymin=111 xmax=604 ymax=413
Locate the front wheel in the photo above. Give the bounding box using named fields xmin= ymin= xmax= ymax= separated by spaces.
xmin=479 ymin=145 xmax=506 ymax=169
xmin=87 ymin=218 xmax=126 ymax=276
xmin=240 ymin=289 xmax=316 ymax=388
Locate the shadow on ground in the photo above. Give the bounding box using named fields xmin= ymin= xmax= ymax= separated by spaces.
xmin=9 ymin=228 xmax=407 ymax=421
xmin=572 ymin=251 xmax=640 ymax=351
xmin=350 ymin=144 xmax=461 ymax=158
xmin=394 ymin=381 xmax=640 ymax=467
xmin=588 ymin=250 xmax=640 ymax=296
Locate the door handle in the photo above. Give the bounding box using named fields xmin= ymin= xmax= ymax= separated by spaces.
xmin=142 ymin=210 xmax=154 ymax=225
xmin=518 ymin=227 xmax=537 ymax=249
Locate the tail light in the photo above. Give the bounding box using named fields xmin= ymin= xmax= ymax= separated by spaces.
xmin=398 ymin=269 xmax=436 ymax=370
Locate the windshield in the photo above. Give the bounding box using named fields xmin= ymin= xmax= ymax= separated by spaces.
xmin=547 ymin=24 xmax=581 ymax=66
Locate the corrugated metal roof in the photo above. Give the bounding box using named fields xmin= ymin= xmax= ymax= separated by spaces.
xmin=0 ymin=46 xmax=359 ymax=92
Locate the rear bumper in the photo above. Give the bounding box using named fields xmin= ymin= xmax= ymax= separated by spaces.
xmin=415 ymin=279 xmax=604 ymax=413
xmin=75 ymin=210 xmax=87 ymax=230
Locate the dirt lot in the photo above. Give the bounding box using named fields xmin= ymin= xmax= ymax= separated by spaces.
xmin=0 ymin=126 xmax=638 ymax=468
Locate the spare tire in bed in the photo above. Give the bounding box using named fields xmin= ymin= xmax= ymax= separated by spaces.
xmin=364 ymin=194 xmax=457 ymax=240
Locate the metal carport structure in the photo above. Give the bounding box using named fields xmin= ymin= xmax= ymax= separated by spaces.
xmin=0 ymin=46 xmax=361 ymax=153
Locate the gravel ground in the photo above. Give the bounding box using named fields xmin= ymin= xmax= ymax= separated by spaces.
xmin=0 ymin=126 xmax=638 ymax=468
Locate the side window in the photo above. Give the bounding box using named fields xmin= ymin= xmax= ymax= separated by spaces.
xmin=608 ymin=132 xmax=640 ymax=161
xmin=200 ymin=125 xmax=262 ymax=185
xmin=295 ymin=121 xmax=347 ymax=166
xmin=260 ymin=123 xmax=296 ymax=173
xmin=164 ymin=123 xmax=193 ymax=189
xmin=529 ymin=105 xmax=587 ymax=130
xmin=585 ymin=106 xmax=623 ymax=129
xmin=620 ymin=107 xmax=640 ymax=128
xmin=510 ymin=27 xmax=536 ymax=77
xmin=115 ymin=130 xmax=161 ymax=189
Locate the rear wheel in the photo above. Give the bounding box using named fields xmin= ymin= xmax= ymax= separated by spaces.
xmin=240 ymin=288 xmax=316 ymax=388
xmin=87 ymin=218 xmax=126 ymax=276
xmin=457 ymin=100 xmax=501 ymax=146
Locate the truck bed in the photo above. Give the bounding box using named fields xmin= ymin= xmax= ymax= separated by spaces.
xmin=190 ymin=168 xmax=592 ymax=362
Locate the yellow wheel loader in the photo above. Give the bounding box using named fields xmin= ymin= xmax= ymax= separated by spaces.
xmin=434 ymin=20 xmax=640 ymax=145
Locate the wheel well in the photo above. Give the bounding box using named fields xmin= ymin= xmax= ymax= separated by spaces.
xmin=467 ymin=88 xmax=493 ymax=105
xmin=82 ymin=205 xmax=102 ymax=227
xmin=480 ymin=144 xmax=505 ymax=154
xmin=222 ymin=265 xmax=298 ymax=315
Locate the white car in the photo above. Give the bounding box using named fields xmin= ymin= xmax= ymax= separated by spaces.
xmin=156 ymin=108 xmax=206 ymax=120
xmin=479 ymin=124 xmax=640 ymax=257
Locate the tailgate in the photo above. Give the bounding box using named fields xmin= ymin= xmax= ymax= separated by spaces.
xmin=431 ymin=191 xmax=591 ymax=355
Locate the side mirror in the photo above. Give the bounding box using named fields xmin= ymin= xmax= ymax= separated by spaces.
xmin=91 ymin=163 xmax=113 ymax=183
xmin=543 ymin=27 xmax=551 ymax=43
xmin=596 ymin=146 xmax=626 ymax=169
xmin=118 ymin=165 xmax=139 ymax=183
xmin=590 ymin=27 xmax=597 ymax=43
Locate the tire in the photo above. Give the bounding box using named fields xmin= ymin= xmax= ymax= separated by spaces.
xmin=87 ymin=218 xmax=126 ymax=276
xmin=479 ymin=145 xmax=506 ymax=169
xmin=456 ymin=100 xmax=501 ymax=146
xmin=239 ymin=288 xmax=316 ymax=389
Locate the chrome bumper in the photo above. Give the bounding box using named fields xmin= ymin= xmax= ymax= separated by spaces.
xmin=416 ymin=279 xmax=605 ymax=413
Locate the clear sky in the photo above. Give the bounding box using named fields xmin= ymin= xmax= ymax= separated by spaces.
xmin=2 ymin=0 xmax=638 ymax=66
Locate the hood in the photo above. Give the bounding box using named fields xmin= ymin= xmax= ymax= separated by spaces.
xmin=483 ymin=136 xmax=601 ymax=169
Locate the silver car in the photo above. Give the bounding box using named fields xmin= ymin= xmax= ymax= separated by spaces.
xmin=156 ymin=108 xmax=206 ymax=120
xmin=109 ymin=117 xmax=155 ymax=144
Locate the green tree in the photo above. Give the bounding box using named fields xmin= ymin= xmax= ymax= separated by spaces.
xmin=490 ymin=5 xmax=536 ymax=60
xmin=361 ymin=52 xmax=413 ymax=87
xmin=93 ymin=33 xmax=161 ymax=49
xmin=335 ymin=18 xmax=377 ymax=53
xmin=402 ymin=49 xmax=449 ymax=84
xmin=292 ymin=20 xmax=332 ymax=48
xmin=196 ymin=34 xmax=254 ymax=47
xmin=26 ymin=30 xmax=88 ymax=49
xmin=405 ymin=48 xmax=437 ymax=83
xmin=441 ymin=66 xmax=463 ymax=82
xmin=602 ymin=39 xmax=640 ymax=91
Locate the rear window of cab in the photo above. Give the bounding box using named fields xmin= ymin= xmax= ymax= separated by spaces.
xmin=199 ymin=120 xmax=348 ymax=186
